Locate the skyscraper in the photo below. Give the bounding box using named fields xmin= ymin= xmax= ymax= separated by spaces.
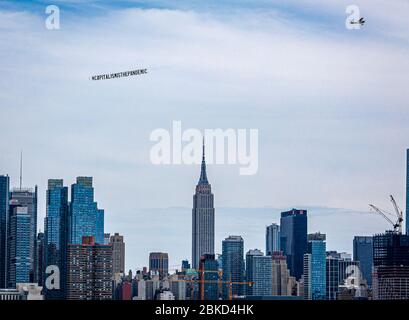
xmin=353 ymin=236 xmax=373 ymax=287
xmin=266 ymin=223 xmax=280 ymax=256
xmin=280 ymin=209 xmax=307 ymax=280
xmin=325 ymin=251 xmax=352 ymax=298
xmin=149 ymin=252 xmax=168 ymax=278
xmin=67 ymin=236 xmax=112 ymax=300
xmin=110 ymin=233 xmax=125 ymax=275
xmin=373 ymin=231 xmax=409 ymax=299
xmin=222 ymin=235 xmax=245 ymax=299
xmin=303 ymin=233 xmax=326 ymax=300
xmin=7 ymin=206 xmax=31 ymax=287
xmin=406 ymin=149 xmax=409 ymax=234
xmin=246 ymin=249 xmax=272 ymax=297
xmin=199 ymin=254 xmax=219 ymax=300
xmin=69 ymin=177 xmax=104 ymax=245
xmin=192 ymin=142 xmax=215 ymax=270
xmin=0 ymin=175 xmax=9 ymax=288
xmin=181 ymin=260 xmax=190 ymax=272
xmin=44 ymin=179 xmax=69 ymax=299
xmin=9 ymin=186 xmax=38 ymax=283
xmin=271 ymin=251 xmax=292 ymax=296
xmin=337 ymin=256 xmax=360 ymax=286
xmin=326 ymin=254 xmax=339 ymax=300
xmin=35 ymin=232 xmax=45 ymax=287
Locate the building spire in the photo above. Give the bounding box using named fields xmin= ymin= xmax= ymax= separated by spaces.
xmin=198 ymin=136 xmax=208 ymax=184
xmin=19 ymin=149 xmax=23 ymax=190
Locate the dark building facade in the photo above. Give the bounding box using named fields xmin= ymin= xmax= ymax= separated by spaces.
xmin=9 ymin=186 xmax=38 ymax=283
xmin=326 ymin=255 xmax=339 ymax=300
xmin=280 ymin=209 xmax=307 ymax=280
xmin=181 ymin=260 xmax=190 ymax=271
xmin=0 ymin=175 xmax=9 ymax=288
xmin=67 ymin=236 xmax=112 ymax=300
xmin=353 ymin=236 xmax=373 ymax=287
xmin=7 ymin=206 xmax=31 ymax=287
xmin=373 ymin=231 xmax=409 ymax=299
xmin=149 ymin=252 xmax=169 ymax=278
xmin=222 ymin=235 xmax=245 ymax=299
xmin=199 ymin=254 xmax=219 ymax=300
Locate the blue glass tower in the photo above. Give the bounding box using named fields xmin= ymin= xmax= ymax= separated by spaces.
xmin=280 ymin=209 xmax=307 ymax=280
xmin=353 ymin=236 xmax=373 ymax=287
xmin=222 ymin=235 xmax=244 ymax=299
xmin=199 ymin=254 xmax=219 ymax=300
xmin=8 ymin=206 xmax=31 ymax=287
xmin=0 ymin=175 xmax=9 ymax=288
xmin=304 ymin=233 xmax=326 ymax=300
xmin=9 ymin=186 xmax=38 ymax=283
xmin=44 ymin=179 xmax=69 ymax=299
xmin=69 ymin=177 xmax=104 ymax=245
xmin=246 ymin=249 xmax=272 ymax=296
xmin=181 ymin=260 xmax=190 ymax=271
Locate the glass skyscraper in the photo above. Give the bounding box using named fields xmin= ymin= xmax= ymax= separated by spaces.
xmin=373 ymin=231 xmax=409 ymax=299
xmin=199 ymin=254 xmax=219 ymax=300
xmin=353 ymin=236 xmax=373 ymax=287
xmin=280 ymin=209 xmax=307 ymax=280
xmin=0 ymin=175 xmax=9 ymax=288
xmin=246 ymin=249 xmax=272 ymax=297
xmin=44 ymin=179 xmax=69 ymax=299
xmin=192 ymin=143 xmax=215 ymax=270
xmin=69 ymin=177 xmax=104 ymax=245
xmin=222 ymin=235 xmax=245 ymax=299
xmin=8 ymin=206 xmax=31 ymax=287
xmin=303 ymin=233 xmax=326 ymax=300
xmin=326 ymin=255 xmax=339 ymax=300
xmin=9 ymin=186 xmax=38 ymax=283
xmin=266 ymin=223 xmax=280 ymax=256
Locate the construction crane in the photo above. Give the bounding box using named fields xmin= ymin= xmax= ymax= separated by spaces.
xmin=171 ymin=278 xmax=254 ymax=301
xmin=369 ymin=195 xmax=404 ymax=234
xmin=171 ymin=269 xmax=253 ymax=300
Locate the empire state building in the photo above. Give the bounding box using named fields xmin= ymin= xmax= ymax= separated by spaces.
xmin=192 ymin=142 xmax=215 ymax=270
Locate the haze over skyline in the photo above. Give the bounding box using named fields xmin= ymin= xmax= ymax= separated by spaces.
xmin=0 ymin=0 xmax=408 ymax=269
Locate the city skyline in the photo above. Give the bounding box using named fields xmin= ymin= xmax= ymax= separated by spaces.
xmin=1 ymin=0 xmax=409 ymax=272
xmin=0 ymin=147 xmax=407 ymax=300
xmin=0 ymin=0 xmax=409 ymax=301
xmin=0 ymin=164 xmax=400 ymax=273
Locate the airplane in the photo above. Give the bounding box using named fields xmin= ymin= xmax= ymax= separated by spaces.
xmin=350 ymin=17 xmax=365 ymax=26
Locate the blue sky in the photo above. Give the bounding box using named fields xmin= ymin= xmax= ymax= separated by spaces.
xmin=0 ymin=0 xmax=408 ymax=269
